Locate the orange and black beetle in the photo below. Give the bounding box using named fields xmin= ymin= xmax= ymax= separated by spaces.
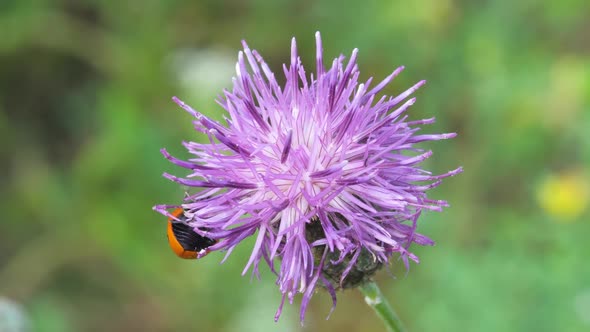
xmin=167 ymin=208 xmax=216 ymax=259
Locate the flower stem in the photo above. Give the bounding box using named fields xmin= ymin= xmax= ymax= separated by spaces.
xmin=358 ymin=281 xmax=407 ymax=332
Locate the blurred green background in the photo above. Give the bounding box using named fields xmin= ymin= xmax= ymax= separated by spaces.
xmin=1 ymin=0 xmax=589 ymax=331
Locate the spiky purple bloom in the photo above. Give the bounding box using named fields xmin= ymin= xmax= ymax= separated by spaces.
xmin=155 ymin=32 xmax=461 ymax=321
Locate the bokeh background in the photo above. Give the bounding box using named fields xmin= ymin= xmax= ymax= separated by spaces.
xmin=1 ymin=0 xmax=589 ymax=331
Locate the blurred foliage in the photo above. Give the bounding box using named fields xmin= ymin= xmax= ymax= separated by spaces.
xmin=1 ymin=0 xmax=589 ymax=331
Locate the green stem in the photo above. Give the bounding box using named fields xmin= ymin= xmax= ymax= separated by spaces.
xmin=358 ymin=281 xmax=407 ymax=332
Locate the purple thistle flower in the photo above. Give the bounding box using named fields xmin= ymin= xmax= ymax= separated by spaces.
xmin=155 ymin=32 xmax=462 ymax=322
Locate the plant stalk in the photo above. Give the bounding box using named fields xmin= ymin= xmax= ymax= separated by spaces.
xmin=358 ymin=281 xmax=407 ymax=332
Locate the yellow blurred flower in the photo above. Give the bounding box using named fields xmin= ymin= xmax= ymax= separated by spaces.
xmin=537 ymin=170 xmax=589 ymax=222
xmin=382 ymin=0 xmax=454 ymax=31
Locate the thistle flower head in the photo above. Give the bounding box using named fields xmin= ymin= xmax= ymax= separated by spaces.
xmin=155 ymin=32 xmax=462 ymax=321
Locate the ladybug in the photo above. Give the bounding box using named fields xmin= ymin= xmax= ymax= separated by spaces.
xmin=167 ymin=208 xmax=216 ymax=259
